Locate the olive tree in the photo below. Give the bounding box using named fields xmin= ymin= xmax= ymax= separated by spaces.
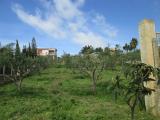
xmin=2 ymin=41 xmax=34 ymax=91
xmin=76 ymin=52 xmax=105 ymax=94
xmin=1 ymin=40 xmax=52 ymax=91
xmin=0 ymin=43 xmax=14 ymax=81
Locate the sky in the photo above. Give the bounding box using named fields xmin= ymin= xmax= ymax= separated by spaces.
xmin=1 ymin=0 xmax=160 ymax=56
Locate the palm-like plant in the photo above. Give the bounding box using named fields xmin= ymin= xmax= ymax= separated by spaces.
xmin=130 ymin=38 xmax=138 ymax=51
xmin=123 ymin=43 xmax=130 ymax=53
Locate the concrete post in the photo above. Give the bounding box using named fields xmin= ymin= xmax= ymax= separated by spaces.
xmin=139 ymin=19 xmax=160 ymax=116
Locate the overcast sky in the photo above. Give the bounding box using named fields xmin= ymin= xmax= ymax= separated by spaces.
xmin=1 ymin=0 xmax=160 ymax=56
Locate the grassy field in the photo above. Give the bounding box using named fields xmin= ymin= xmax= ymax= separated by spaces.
xmin=0 ymin=65 xmax=159 ymax=120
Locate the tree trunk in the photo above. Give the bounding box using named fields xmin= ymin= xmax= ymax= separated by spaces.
xmin=15 ymin=76 xmax=22 ymax=92
xmin=16 ymin=79 xmax=22 ymax=92
xmin=92 ymin=69 xmax=96 ymax=94
xmin=3 ymin=65 xmax=5 ymax=81
xmin=114 ymin=90 xmax=118 ymax=102
xmin=131 ymin=107 xmax=135 ymax=120
xmin=92 ymin=78 xmax=96 ymax=94
xmin=10 ymin=64 xmax=13 ymax=76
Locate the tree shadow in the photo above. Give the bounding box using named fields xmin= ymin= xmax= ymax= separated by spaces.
xmin=62 ymin=86 xmax=95 ymax=96
xmin=36 ymin=76 xmax=55 ymax=81
xmin=0 ymin=86 xmax=49 ymax=99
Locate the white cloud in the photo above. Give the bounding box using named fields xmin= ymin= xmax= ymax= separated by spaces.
xmin=12 ymin=0 xmax=118 ymax=48
xmin=12 ymin=3 xmax=66 ymax=38
xmin=92 ymin=13 xmax=118 ymax=38
xmin=74 ymin=32 xmax=106 ymax=48
xmin=54 ymin=0 xmax=83 ymax=20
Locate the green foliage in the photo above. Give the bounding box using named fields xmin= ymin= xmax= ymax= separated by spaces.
xmin=31 ymin=37 xmax=37 ymax=58
xmin=0 ymin=40 xmax=52 ymax=91
xmin=0 ymin=43 xmax=14 ymax=66
xmin=125 ymin=63 xmax=155 ymax=120
xmin=52 ymin=95 xmax=77 ymax=120
xmin=61 ymin=53 xmax=72 ymax=68
xmin=76 ymin=52 xmax=106 ymax=93
xmin=15 ymin=40 xmax=21 ymax=60
xmin=112 ymin=75 xmax=124 ymax=102
xmin=123 ymin=43 xmax=130 ymax=53
xmin=28 ymin=43 xmax=32 ymax=57
xmin=80 ymin=45 xmax=94 ymax=54
xmin=61 ymin=45 xmax=125 ymax=93
xmin=0 ymin=66 xmax=158 ymax=120
xmin=95 ymin=47 xmax=103 ymax=53
xmin=104 ymin=47 xmax=110 ymax=55
xmin=0 ymin=39 xmax=155 ymax=119
xmin=130 ymin=38 xmax=138 ymax=51
xmin=22 ymin=45 xmax=27 ymax=56
xmin=123 ymin=38 xmax=138 ymax=53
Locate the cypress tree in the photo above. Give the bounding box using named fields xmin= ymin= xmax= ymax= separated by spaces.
xmin=31 ymin=37 xmax=37 ymax=58
xmin=15 ymin=40 xmax=21 ymax=60
xmin=28 ymin=43 xmax=32 ymax=57
xmin=22 ymin=45 xmax=27 ymax=56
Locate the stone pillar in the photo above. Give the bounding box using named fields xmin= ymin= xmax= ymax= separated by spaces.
xmin=139 ymin=19 xmax=160 ymax=116
xmin=139 ymin=20 xmax=156 ymax=65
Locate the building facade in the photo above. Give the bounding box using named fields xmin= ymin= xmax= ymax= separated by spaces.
xmin=37 ymin=48 xmax=57 ymax=60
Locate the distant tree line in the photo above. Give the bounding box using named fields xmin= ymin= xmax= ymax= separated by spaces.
xmin=21 ymin=37 xmax=37 ymax=58
xmin=60 ymin=38 xmax=140 ymax=94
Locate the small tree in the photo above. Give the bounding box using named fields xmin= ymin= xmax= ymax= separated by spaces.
xmin=9 ymin=57 xmax=34 ymax=91
xmin=80 ymin=45 xmax=94 ymax=54
xmin=15 ymin=40 xmax=21 ymax=66
xmin=15 ymin=40 xmax=21 ymax=58
xmin=0 ymin=43 xmax=14 ymax=82
xmin=4 ymin=41 xmax=34 ymax=91
xmin=76 ymin=47 xmax=105 ymax=94
xmin=2 ymin=41 xmax=35 ymax=91
xmin=125 ymin=63 xmax=155 ymax=120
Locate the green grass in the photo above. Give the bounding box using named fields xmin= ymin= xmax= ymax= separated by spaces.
xmin=0 ymin=65 xmax=159 ymax=120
